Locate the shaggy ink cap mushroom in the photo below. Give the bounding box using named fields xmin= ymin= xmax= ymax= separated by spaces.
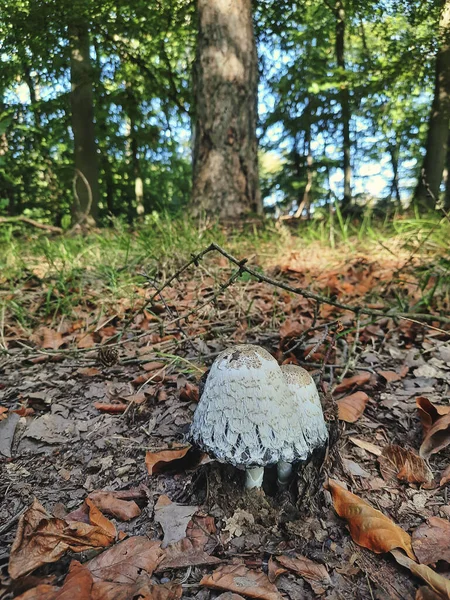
xmin=190 ymin=344 xmax=327 ymax=488
xmin=280 ymin=364 xmax=328 ymax=452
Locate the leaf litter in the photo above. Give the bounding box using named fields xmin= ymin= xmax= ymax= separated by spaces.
xmin=1 ymin=242 xmax=450 ymax=599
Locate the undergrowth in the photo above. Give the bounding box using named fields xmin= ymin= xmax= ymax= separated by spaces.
xmin=0 ymin=212 xmax=449 ymax=335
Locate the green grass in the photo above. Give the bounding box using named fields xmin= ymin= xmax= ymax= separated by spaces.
xmin=1 ymin=211 xmax=449 ymax=336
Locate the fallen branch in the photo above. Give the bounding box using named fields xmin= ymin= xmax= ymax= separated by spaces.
xmin=0 ymin=216 xmax=63 ymax=234
xmin=133 ymin=242 xmax=450 ymax=328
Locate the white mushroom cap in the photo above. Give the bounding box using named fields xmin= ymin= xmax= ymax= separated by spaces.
xmin=280 ymin=364 xmax=328 ymax=451
xmin=189 ymin=345 xmax=311 ymax=468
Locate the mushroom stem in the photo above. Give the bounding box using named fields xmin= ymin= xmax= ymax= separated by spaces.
xmin=277 ymin=461 xmax=292 ymax=488
xmin=245 ymin=467 xmax=264 ymax=489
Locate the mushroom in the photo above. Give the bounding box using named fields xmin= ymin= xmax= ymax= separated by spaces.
xmin=279 ymin=364 xmax=328 ymax=486
xmin=189 ymin=344 xmax=328 ymax=490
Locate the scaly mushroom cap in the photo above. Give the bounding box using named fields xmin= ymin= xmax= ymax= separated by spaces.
xmin=189 ymin=344 xmax=310 ymax=467
xmin=280 ymin=364 xmax=328 ymax=450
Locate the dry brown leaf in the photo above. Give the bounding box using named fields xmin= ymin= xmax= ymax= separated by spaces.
xmin=412 ymin=517 xmax=450 ymax=565
xmin=215 ymin=595 xmax=246 ymax=600
xmin=154 ymin=495 xmax=198 ymax=548
xmin=31 ymin=327 xmax=64 ymax=350
xmin=415 ymin=586 xmax=443 ymax=600
xmin=325 ymin=479 xmax=415 ymax=559
xmin=0 ymin=406 xmax=8 ymax=420
xmin=392 ymin=549 xmax=450 ymax=598
xmin=93 ymin=402 xmax=127 ymax=414
xmin=377 ymin=370 xmax=402 ymax=383
xmin=267 ymin=557 xmax=287 ymax=583
xmin=334 ymin=372 xmax=371 ymax=393
xmin=416 ymin=397 xmax=450 ymax=435
xmin=13 ymin=565 xmax=90 ymax=600
xmin=76 ymin=333 xmax=96 ymax=349
xmin=277 ymin=554 xmax=331 ymax=585
xmin=440 ymin=465 xmax=450 ymax=487
xmin=87 ymin=491 xmax=141 ymax=521
xmin=77 ymin=367 xmax=101 ymax=377
xmin=8 ymin=499 xmax=116 ymax=579
xmin=87 ymin=536 xmax=164 ymax=583
xmin=179 ymin=382 xmax=199 ymax=403
xmin=201 ymin=564 xmax=283 ymax=600
xmin=279 ymin=319 xmax=304 ymax=340
xmin=145 ymin=445 xmax=191 ymax=475
xmin=378 ymin=445 xmax=434 ymax=485
xmin=337 ymin=391 xmax=369 ymax=423
xmin=92 ymin=581 xmax=182 ymax=600
xmin=157 ymin=514 xmax=220 ymax=570
xmin=15 ymin=585 xmax=59 ymax=600
xmin=142 ymin=361 xmax=166 ymax=372
xmin=348 ymin=436 xmax=382 ymax=456
xmin=420 ymin=411 xmax=450 ymax=460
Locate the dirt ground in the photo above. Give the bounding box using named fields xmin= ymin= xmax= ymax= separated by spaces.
xmin=1 ymin=244 xmax=450 ymax=599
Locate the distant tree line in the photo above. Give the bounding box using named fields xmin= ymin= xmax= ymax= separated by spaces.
xmin=0 ymin=0 xmax=449 ymax=226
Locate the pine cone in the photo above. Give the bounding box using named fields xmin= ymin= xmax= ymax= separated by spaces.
xmin=98 ymin=346 xmax=119 ymax=367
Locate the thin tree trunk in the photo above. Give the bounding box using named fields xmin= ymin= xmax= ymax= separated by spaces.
xmin=69 ymin=18 xmax=99 ymax=224
xmin=389 ymin=138 xmax=402 ymax=208
xmin=192 ymin=0 xmax=261 ymax=219
xmin=335 ymin=0 xmax=352 ymax=211
xmin=444 ymin=128 xmax=450 ymax=208
xmin=414 ymin=0 xmax=450 ymax=210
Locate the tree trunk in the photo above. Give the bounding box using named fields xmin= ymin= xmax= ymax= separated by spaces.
xmin=69 ymin=18 xmax=99 ymax=224
xmin=389 ymin=137 xmax=402 ymax=208
xmin=192 ymin=0 xmax=261 ymax=219
xmin=335 ymin=0 xmax=352 ymax=211
xmin=444 ymin=128 xmax=450 ymax=209
xmin=415 ymin=0 xmax=450 ymax=210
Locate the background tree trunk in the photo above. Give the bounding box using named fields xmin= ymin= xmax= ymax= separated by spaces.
xmin=414 ymin=0 xmax=450 ymax=210
xmin=191 ymin=0 xmax=261 ymax=219
xmin=69 ymin=18 xmax=100 ymax=224
xmin=335 ymin=0 xmax=352 ymax=212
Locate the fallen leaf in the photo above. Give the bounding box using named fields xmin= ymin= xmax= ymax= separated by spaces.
xmin=145 ymin=445 xmax=191 ymax=475
xmin=348 ymin=436 xmax=382 ymax=456
xmin=420 ymin=413 xmax=450 ymax=459
xmin=391 ymin=549 xmax=450 ymax=598
xmin=377 ymin=370 xmax=402 ymax=383
xmin=440 ymin=465 xmax=450 ymax=487
xmin=9 ymin=499 xmax=116 ymax=579
xmin=342 ymin=458 xmax=371 ymax=478
xmin=334 ymin=372 xmax=371 ymax=393
xmin=31 ymin=327 xmax=64 ymax=350
xmin=277 ymin=554 xmax=331 ymax=585
xmin=154 ymin=495 xmax=198 ymax=548
xmin=267 ymin=557 xmax=287 ymax=583
xmin=412 ymin=517 xmax=450 ymax=565
xmin=157 ymin=514 xmax=220 ymax=570
xmin=337 ymin=392 xmax=369 ymax=422
xmin=15 ymin=585 xmax=59 ymax=600
xmin=93 ymin=402 xmax=127 ymax=414
xmin=215 ymin=595 xmax=246 ymax=600
xmin=87 ymin=536 xmax=164 ymax=583
xmin=179 ymin=382 xmax=199 ymax=403
xmin=92 ymin=581 xmax=182 ymax=600
xmin=0 ymin=406 xmax=8 ymax=420
xmin=143 ymin=361 xmax=166 ymax=372
xmin=0 ymin=412 xmax=19 ymax=457
xmin=378 ymin=445 xmax=433 ymax=485
xmin=325 ymin=479 xmax=415 ymax=559
xmin=416 ymin=397 xmax=450 ymax=434
xmin=201 ymin=564 xmax=283 ymax=600
xmin=87 ymin=491 xmax=141 ymax=521
xmin=415 ymin=586 xmax=443 ymax=600
xmin=77 ymin=367 xmax=101 ymax=377
xmin=279 ymin=319 xmax=304 ymax=340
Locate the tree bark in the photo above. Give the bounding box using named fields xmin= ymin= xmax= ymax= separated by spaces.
xmin=415 ymin=0 xmax=450 ymax=210
xmin=69 ymin=18 xmax=100 ymax=224
xmin=192 ymin=0 xmax=261 ymax=219
xmin=389 ymin=137 xmax=401 ymax=208
xmin=335 ymin=0 xmax=352 ymax=211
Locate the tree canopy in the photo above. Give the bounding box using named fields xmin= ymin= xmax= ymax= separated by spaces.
xmin=0 ymin=0 xmax=449 ymax=226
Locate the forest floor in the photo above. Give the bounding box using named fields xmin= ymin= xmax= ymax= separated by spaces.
xmin=1 ymin=217 xmax=450 ymax=600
